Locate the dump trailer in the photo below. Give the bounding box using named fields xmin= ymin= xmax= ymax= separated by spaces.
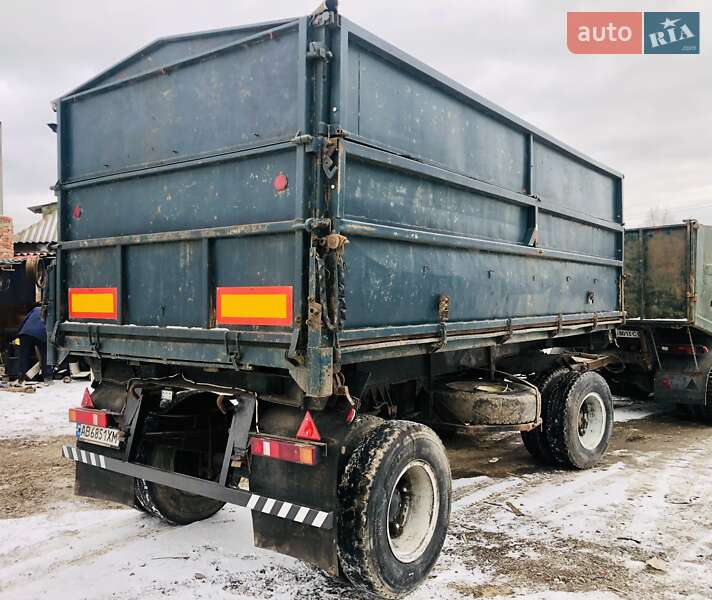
xmin=611 ymin=220 xmax=712 ymax=419
xmin=48 ymin=3 xmax=624 ymax=597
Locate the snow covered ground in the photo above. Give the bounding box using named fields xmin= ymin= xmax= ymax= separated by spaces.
xmin=0 ymin=380 xmax=86 ymax=439
xmin=0 ymin=384 xmax=710 ymax=599
xmin=612 ymin=397 xmax=667 ymax=423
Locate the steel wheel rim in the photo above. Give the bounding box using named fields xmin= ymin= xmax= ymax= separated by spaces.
xmin=386 ymin=459 xmax=439 ymax=563
xmin=578 ymin=392 xmax=606 ymax=450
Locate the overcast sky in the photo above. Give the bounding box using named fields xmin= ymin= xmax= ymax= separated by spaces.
xmin=0 ymin=0 xmax=708 ymax=231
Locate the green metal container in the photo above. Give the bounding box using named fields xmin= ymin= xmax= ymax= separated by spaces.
xmin=625 ymin=220 xmax=712 ymax=333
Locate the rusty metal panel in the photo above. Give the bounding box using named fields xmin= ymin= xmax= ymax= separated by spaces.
xmin=67 ymin=21 xmax=293 ymax=94
xmin=336 ymin=140 xmax=621 ymax=336
xmin=694 ymin=224 xmax=712 ymax=332
xmin=51 ymin=6 xmax=624 ymax=386
xmin=624 ymin=223 xmax=698 ymax=323
xmin=335 ymin=19 xmax=623 ymax=216
xmin=62 ymin=145 xmax=298 ymax=241
xmin=53 ymin=16 xmax=309 ymax=374
xmin=339 ymin=34 xmax=527 ymax=194
xmin=60 ymin=21 xmax=302 ymax=182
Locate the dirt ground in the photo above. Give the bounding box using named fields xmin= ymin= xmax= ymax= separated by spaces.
xmin=1 ymin=404 xmax=711 ymax=599
xmin=441 ymin=411 xmax=712 ymax=599
xmin=0 ymin=436 xmax=110 ymax=518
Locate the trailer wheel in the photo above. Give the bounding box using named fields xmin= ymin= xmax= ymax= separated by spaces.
xmin=521 ymin=367 xmax=569 ymax=464
xmin=688 ymin=405 xmax=712 ymax=423
xmin=687 ymin=369 xmax=712 ymax=423
xmin=134 ymin=445 xmax=225 ymax=525
xmin=545 ymin=371 xmax=613 ymax=469
xmin=337 ymin=421 xmax=451 ymax=599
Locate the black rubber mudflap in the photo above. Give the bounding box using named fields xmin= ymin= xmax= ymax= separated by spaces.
xmin=250 ymin=403 xmax=358 ymax=576
xmin=252 ymin=506 xmax=338 ymax=575
xmin=74 ymin=381 xmax=140 ymax=509
xmin=75 ymin=459 xmax=137 ymax=507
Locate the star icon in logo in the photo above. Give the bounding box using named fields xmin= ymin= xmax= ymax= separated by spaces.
xmin=660 ymin=17 xmax=681 ymax=29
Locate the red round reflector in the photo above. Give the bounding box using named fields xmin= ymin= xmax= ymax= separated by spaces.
xmin=273 ymin=173 xmax=288 ymax=192
xmin=72 ymin=205 xmax=82 ymax=219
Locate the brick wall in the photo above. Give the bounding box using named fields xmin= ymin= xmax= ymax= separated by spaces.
xmin=0 ymin=215 xmax=13 ymax=260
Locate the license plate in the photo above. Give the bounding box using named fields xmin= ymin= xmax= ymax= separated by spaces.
xmin=616 ymin=328 xmax=640 ymax=339
xmin=76 ymin=423 xmax=122 ymax=448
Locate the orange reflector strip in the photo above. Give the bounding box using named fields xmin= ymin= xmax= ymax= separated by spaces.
xmin=68 ymin=288 xmax=118 ymax=320
xmin=216 ymin=286 xmax=293 ymax=326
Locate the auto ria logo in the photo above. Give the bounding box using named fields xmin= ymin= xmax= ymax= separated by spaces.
xmin=567 ymin=12 xmax=700 ymax=54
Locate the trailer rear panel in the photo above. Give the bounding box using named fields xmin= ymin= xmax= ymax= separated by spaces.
xmin=625 ymin=221 xmax=712 ymax=334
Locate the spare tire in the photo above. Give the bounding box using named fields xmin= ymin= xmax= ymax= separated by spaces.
xmin=433 ymin=379 xmax=537 ymax=425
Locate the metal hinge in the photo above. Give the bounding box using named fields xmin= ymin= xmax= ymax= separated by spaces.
xmin=285 ymin=328 xmax=304 ymax=367
xmin=526 ymin=226 xmax=539 ymax=247
xmin=305 ymin=217 xmax=332 ymax=237
xmin=310 ymin=6 xmax=337 ymax=27
xmin=307 ymin=42 xmax=332 ymax=60
xmin=224 ymin=331 xmax=241 ymax=369
xmin=291 ymin=132 xmax=322 ymax=154
xmin=291 ymin=133 xmax=314 ymax=146
xmin=591 ymin=312 xmax=599 ymax=330
xmin=323 ymin=153 xmax=338 ymax=178
xmin=437 ymin=294 xmax=450 ymax=322
xmin=320 ymin=138 xmax=339 ymax=178
xmin=88 ymin=325 xmax=101 ymax=357
xmin=307 ymin=298 xmax=323 ymax=331
xmin=431 ymin=322 xmax=448 ymax=352
xmin=500 ymin=318 xmax=514 ymax=343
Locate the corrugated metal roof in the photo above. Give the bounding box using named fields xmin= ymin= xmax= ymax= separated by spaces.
xmin=15 ymin=208 xmax=57 ymax=244
xmin=27 ymin=201 xmax=57 ymax=214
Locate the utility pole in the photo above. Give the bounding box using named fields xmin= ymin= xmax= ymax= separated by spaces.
xmin=0 ymin=121 xmax=4 ymax=215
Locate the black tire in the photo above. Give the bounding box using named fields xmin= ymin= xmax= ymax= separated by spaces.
xmin=134 ymin=445 xmax=225 ymax=525
xmin=676 ymin=403 xmax=697 ymax=418
xmin=687 ymin=404 xmax=712 ymax=423
xmin=521 ymin=367 xmax=569 ymax=464
xmin=684 ymin=369 xmax=712 ymax=423
xmin=337 ymin=421 xmax=451 ymax=599
xmin=545 ymin=371 xmax=613 ymax=470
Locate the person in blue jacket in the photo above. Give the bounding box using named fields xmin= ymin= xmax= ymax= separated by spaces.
xmin=17 ymin=304 xmax=51 ymax=382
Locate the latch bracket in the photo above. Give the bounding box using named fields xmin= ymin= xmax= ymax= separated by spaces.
xmin=224 ymin=331 xmax=241 ymax=368
xmin=307 ymin=41 xmax=333 ymax=61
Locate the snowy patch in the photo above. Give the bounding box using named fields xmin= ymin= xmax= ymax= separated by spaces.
xmin=2 ymin=382 xmax=711 ymax=599
xmin=0 ymin=381 xmax=85 ymax=439
xmin=614 ymin=398 xmax=669 ymax=423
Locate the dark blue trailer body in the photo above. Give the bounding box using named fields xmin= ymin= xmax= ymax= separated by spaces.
xmin=49 ymin=11 xmax=623 ymax=396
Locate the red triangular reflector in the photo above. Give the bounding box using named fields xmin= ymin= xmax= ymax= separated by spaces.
xmin=81 ymin=388 xmax=94 ymax=408
xmin=296 ymin=410 xmax=321 ymax=441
